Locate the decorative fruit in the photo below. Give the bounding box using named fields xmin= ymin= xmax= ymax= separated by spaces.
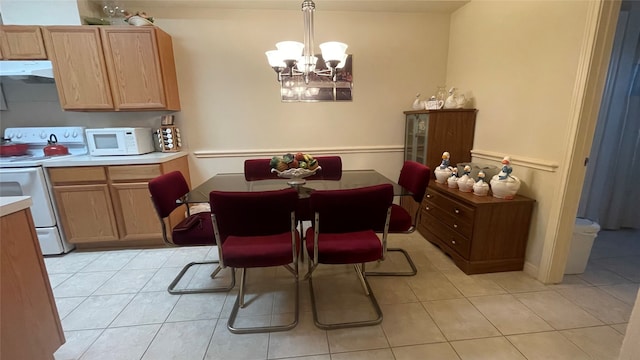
xmin=283 ymin=153 xmax=294 ymax=164
xmin=270 ymin=152 xmax=318 ymax=171
xmin=269 ymin=156 xmax=280 ymax=168
xmin=276 ymin=161 xmax=288 ymax=171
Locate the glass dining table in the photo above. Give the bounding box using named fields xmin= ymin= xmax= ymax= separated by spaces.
xmin=181 ymin=169 xmax=410 ymax=204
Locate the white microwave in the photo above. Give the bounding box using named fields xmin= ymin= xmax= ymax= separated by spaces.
xmin=85 ymin=127 xmax=154 ymax=156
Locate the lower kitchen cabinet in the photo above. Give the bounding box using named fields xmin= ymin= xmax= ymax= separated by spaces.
xmin=47 ymin=156 xmax=189 ymax=249
xmin=52 ymin=182 xmax=120 ymax=242
xmin=418 ymin=180 xmax=535 ymax=274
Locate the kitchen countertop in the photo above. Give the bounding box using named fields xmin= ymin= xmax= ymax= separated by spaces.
xmin=44 ymin=151 xmax=188 ymax=167
xmin=0 ymin=196 xmax=32 ymax=217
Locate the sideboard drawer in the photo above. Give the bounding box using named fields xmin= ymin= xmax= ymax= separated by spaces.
xmin=425 ymin=188 xmax=475 ymax=223
xmin=423 ymin=201 xmax=473 ymax=239
xmin=421 ymin=211 xmax=471 ymax=258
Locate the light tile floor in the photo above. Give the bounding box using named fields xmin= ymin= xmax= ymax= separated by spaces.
xmin=47 ymin=229 xmax=639 ymax=360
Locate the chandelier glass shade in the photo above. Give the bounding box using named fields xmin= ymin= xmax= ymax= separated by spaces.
xmin=265 ymin=0 xmax=348 ymax=84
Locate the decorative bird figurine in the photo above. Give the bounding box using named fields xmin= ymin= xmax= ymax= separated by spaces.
xmin=434 ymin=151 xmax=453 ymax=183
xmin=491 ymin=155 xmax=521 ymax=199
xmin=473 ymin=170 xmax=490 ymax=196
xmin=412 ymin=93 xmax=423 ymax=110
xmin=439 ymin=151 xmax=451 ymax=169
xmin=447 ymin=167 xmax=459 ymax=188
xmin=457 ymin=165 xmax=475 ymax=192
xmin=498 ymin=156 xmax=513 ymax=180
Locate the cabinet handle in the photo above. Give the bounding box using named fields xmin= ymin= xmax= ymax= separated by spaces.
xmin=425 ymin=206 xmax=430 ymax=211
xmin=453 ymin=224 xmax=458 ymax=228
xmin=426 ymin=194 xmax=432 ymax=198
xmin=454 ymin=209 xmax=460 ymax=214
xmin=451 ymin=240 xmax=456 ymax=245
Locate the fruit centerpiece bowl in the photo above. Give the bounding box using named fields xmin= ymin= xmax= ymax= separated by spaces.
xmin=270 ymin=152 xmax=320 ymax=185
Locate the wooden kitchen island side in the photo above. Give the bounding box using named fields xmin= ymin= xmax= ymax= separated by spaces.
xmin=1 ymin=196 xmax=65 ymax=360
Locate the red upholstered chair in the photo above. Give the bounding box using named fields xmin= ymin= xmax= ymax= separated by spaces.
xmin=306 ymin=156 xmax=342 ymax=180
xmin=148 ymin=171 xmax=235 ymax=294
xmin=209 ymin=188 xmax=300 ymax=334
xmin=243 ymin=158 xmax=279 ymax=181
xmin=305 ymin=184 xmax=393 ymax=329
xmin=368 ymin=161 xmax=431 ymax=276
xmin=243 ymin=155 xmax=343 ymax=239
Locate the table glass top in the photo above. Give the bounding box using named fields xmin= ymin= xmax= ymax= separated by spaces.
xmin=183 ymin=170 xmax=409 ymax=204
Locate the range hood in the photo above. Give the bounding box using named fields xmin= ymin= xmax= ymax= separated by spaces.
xmin=0 ymin=61 xmax=54 ymax=79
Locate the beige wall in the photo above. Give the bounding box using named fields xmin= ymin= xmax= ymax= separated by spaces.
xmin=1 ymin=7 xmax=451 ymax=185
xmin=0 ymin=1 xmax=604 ymax=277
xmin=151 ymin=7 xmax=451 ymax=184
xmin=446 ymin=0 xmax=590 ymax=274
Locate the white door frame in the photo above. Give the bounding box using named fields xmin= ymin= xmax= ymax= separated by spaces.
xmin=538 ymin=0 xmax=622 ymax=284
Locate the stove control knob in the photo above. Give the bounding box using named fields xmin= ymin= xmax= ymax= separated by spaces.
xmin=6 ymin=132 xmax=14 ymax=139
xmin=16 ymin=132 xmax=23 ymax=139
xmin=40 ymin=131 xmax=47 ymax=139
xmin=72 ymin=130 xmax=78 ymax=138
xmin=64 ymin=131 xmax=70 ymax=138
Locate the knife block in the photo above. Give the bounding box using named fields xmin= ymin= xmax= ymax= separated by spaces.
xmin=155 ymin=125 xmax=182 ymax=152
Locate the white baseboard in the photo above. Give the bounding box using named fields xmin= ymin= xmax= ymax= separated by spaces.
xmin=523 ymin=261 xmax=540 ymax=280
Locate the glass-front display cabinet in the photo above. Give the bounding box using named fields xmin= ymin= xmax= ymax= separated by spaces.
xmin=403 ymin=109 xmax=477 ymax=171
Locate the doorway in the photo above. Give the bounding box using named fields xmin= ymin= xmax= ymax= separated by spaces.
xmin=574 ymin=0 xmax=640 ymax=286
xmin=578 ymin=0 xmax=640 ymax=230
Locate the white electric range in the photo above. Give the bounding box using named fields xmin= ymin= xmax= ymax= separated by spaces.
xmin=0 ymin=126 xmax=87 ymax=255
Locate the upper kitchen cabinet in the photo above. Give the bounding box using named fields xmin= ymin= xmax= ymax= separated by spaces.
xmin=43 ymin=26 xmax=181 ymax=111
xmin=0 ymin=26 xmax=48 ymax=59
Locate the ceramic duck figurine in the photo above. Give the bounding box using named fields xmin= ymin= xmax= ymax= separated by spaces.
xmin=447 ymin=167 xmax=459 ymax=188
xmin=490 ymin=156 xmax=521 ymax=199
xmin=412 ymin=93 xmax=423 ymax=110
xmin=457 ymin=164 xmax=475 ymax=192
xmin=444 ymin=88 xmax=458 ymax=109
xmin=434 ymin=151 xmax=453 ymax=183
xmin=473 ymin=171 xmax=490 ymax=196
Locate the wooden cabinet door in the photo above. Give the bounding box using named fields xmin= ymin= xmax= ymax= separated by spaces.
xmin=53 ymin=184 xmax=119 ymax=243
xmin=43 ymin=26 xmax=114 ymax=110
xmin=1 ymin=209 xmax=64 ymax=360
xmin=110 ymin=182 xmax=163 ymax=241
xmin=426 ymin=111 xmax=476 ymax=169
xmin=0 ymin=26 xmax=47 ymax=59
xmin=100 ymin=27 xmax=168 ymax=110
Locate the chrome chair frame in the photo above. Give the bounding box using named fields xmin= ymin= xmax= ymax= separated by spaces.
xmin=306 ymin=199 xmax=392 ymax=330
xmin=366 ymin=161 xmax=430 ymax=277
xmin=152 ymin=202 xmax=236 ymax=295
xmin=211 ymin=209 xmax=299 ymax=334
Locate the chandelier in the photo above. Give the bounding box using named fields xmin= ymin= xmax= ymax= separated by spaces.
xmin=265 ymin=0 xmax=349 ymax=86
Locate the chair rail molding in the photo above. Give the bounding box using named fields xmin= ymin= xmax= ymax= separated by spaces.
xmin=471 ymin=149 xmax=559 ymax=172
xmin=194 ymin=145 xmax=404 ymax=159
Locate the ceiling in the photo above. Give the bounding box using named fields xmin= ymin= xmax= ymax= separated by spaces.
xmin=113 ymin=0 xmax=470 ymax=13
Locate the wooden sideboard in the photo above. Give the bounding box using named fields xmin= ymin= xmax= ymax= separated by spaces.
xmin=418 ymin=180 xmax=535 ymax=274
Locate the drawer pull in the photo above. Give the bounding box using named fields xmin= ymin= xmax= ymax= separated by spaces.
xmin=454 ymin=209 xmax=460 ymax=214
xmin=425 ymin=206 xmax=430 ymax=211
xmin=426 ymin=194 xmax=432 ymax=198
xmin=453 ymin=224 xmax=458 ymax=228
xmin=451 ymin=240 xmax=456 ymax=245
